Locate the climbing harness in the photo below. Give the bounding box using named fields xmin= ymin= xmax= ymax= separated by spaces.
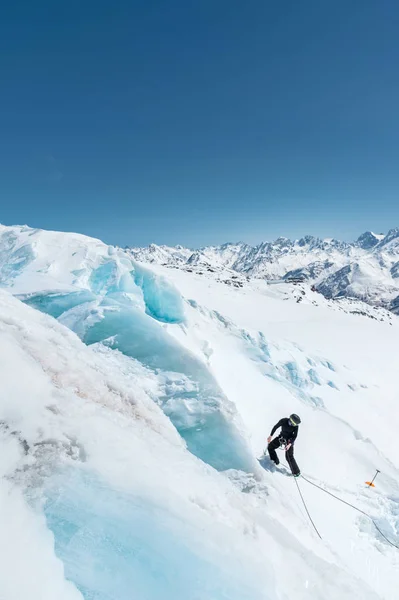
xmin=299 ymin=474 xmax=399 ymax=550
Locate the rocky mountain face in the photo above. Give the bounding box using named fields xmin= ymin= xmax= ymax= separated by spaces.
xmin=128 ymin=229 xmax=399 ymax=313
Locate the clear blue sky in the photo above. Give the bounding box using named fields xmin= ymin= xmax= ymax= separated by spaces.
xmin=1 ymin=0 xmax=399 ymax=247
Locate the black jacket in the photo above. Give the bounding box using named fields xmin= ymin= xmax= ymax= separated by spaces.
xmin=270 ymin=418 xmax=298 ymax=443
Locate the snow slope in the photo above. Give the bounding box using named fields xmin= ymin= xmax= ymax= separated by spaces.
xmin=0 ymin=291 xmax=274 ymax=600
xmin=128 ymin=229 xmax=399 ymax=312
xmin=0 ymin=223 xmax=399 ymax=599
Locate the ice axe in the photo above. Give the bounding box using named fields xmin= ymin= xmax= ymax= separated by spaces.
xmin=365 ymin=469 xmax=380 ymax=488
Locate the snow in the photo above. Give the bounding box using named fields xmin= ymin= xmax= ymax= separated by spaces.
xmin=372 ymin=232 xmax=386 ymax=241
xmin=0 ymin=223 xmax=399 ymax=599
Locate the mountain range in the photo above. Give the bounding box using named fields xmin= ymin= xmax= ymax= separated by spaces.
xmin=129 ymin=229 xmax=399 ymax=313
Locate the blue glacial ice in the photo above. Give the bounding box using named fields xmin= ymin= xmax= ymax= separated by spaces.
xmin=89 ymin=261 xmax=120 ymax=295
xmin=0 ymin=231 xmax=35 ymax=285
xmin=81 ymin=299 xmax=253 ymax=471
xmin=308 ymin=368 xmax=322 ymax=385
xmin=283 ymin=361 xmax=307 ymax=388
xmin=327 ymin=380 xmax=339 ymax=390
xmin=43 ymin=467 xmax=268 ymax=600
xmin=22 ymin=259 xmax=254 ymax=473
xmin=134 ymin=264 xmax=185 ymax=323
xmin=23 ymin=291 xmax=96 ymax=319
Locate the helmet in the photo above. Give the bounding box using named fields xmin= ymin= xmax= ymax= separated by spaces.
xmin=289 ymin=413 xmax=301 ymax=426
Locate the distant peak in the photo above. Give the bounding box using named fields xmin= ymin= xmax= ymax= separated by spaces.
xmin=273 ymin=237 xmax=292 ymax=247
xmin=383 ymin=227 xmax=399 ymax=242
xmin=297 ymin=235 xmax=317 ymax=246
xmin=356 ymin=231 xmax=385 ymax=249
xmin=220 ymin=241 xmax=245 ymax=248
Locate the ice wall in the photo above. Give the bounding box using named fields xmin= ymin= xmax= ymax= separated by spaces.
xmin=20 ymin=257 xmax=255 ymax=472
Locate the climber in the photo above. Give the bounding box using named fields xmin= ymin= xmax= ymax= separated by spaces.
xmin=267 ymin=414 xmax=301 ymax=476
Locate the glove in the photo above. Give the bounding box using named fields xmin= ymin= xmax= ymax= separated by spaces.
xmin=267 ymin=436 xmax=272 ymax=444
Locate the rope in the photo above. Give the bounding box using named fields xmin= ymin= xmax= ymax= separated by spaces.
xmin=301 ymin=475 xmax=399 ymax=550
xmin=293 ymin=476 xmax=322 ymax=539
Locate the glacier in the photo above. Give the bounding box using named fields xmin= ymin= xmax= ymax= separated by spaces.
xmin=4 ymin=226 xmax=253 ymax=473
xmin=1 ymin=223 xmax=399 ymax=600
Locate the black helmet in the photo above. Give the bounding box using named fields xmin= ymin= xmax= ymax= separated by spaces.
xmin=289 ymin=413 xmax=301 ymax=426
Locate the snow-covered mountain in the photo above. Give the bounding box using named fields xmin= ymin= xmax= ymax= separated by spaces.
xmin=0 ymin=223 xmax=399 ymax=600
xmin=129 ymin=229 xmax=399 ymax=313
